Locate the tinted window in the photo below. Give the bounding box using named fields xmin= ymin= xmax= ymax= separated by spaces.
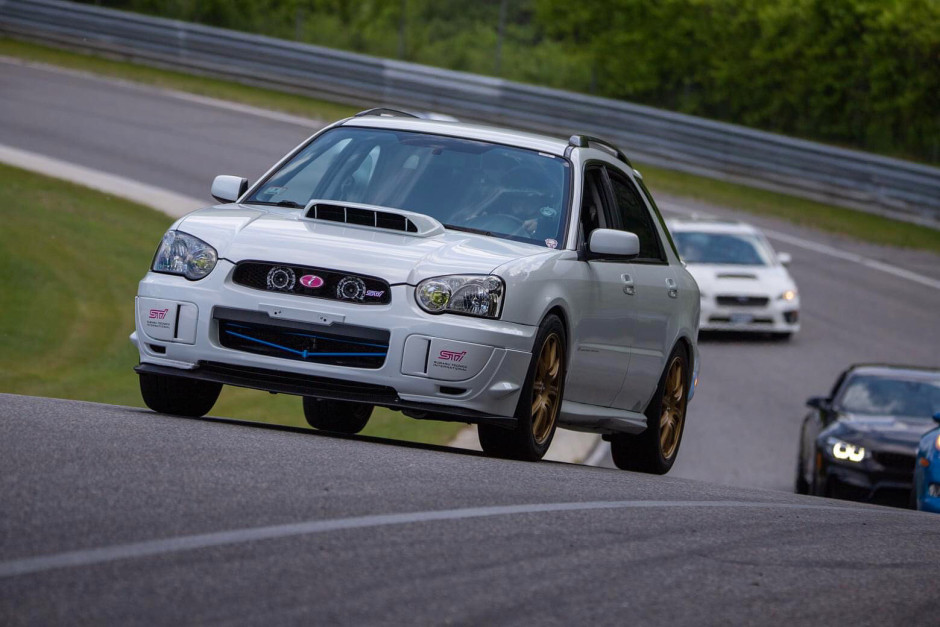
xmin=836 ymin=375 xmax=940 ymax=418
xmin=248 ymin=127 xmax=571 ymax=248
xmin=636 ymin=176 xmax=680 ymax=259
xmin=607 ymin=169 xmax=665 ymax=262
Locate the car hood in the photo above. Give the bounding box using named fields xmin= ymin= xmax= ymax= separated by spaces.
xmin=684 ymin=264 xmax=793 ymax=295
xmin=176 ymin=205 xmax=550 ymax=284
xmin=824 ymin=413 xmax=938 ymax=450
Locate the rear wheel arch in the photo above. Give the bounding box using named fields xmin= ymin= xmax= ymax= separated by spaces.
xmin=610 ymin=343 xmax=691 ymax=474
xmin=672 ymin=336 xmax=694 ymax=387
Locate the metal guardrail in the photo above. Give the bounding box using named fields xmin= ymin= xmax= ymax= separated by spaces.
xmin=3 ymin=0 xmax=939 ymax=227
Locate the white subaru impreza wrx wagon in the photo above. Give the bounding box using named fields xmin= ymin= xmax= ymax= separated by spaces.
xmin=131 ymin=109 xmax=700 ymax=473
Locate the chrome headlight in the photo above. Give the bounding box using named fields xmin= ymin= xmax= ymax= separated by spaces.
xmin=415 ymin=275 xmax=504 ymax=319
xmin=826 ymin=437 xmax=867 ymax=463
xmin=152 ymin=230 xmax=218 ymax=280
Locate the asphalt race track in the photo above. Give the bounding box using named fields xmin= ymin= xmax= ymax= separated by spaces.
xmin=1 ymin=58 xmax=940 ymax=623
xmin=2 ymin=394 xmax=939 ymax=625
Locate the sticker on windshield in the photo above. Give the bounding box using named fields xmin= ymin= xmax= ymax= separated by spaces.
xmin=539 ymin=206 xmax=557 ymax=218
xmin=545 ymin=238 xmax=558 ymax=249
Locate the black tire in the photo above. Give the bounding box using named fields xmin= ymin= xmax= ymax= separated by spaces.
xmin=303 ymin=397 xmax=373 ymax=434
xmin=138 ymin=372 xmax=222 ymax=417
xmin=811 ymin=466 xmax=824 ymax=497
xmin=795 ymin=457 xmax=810 ymax=494
xmin=478 ymin=314 xmax=566 ymax=461
xmin=610 ymin=344 xmax=690 ymax=475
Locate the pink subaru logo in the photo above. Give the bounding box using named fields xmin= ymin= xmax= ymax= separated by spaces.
xmin=300 ymin=275 xmax=324 ymax=289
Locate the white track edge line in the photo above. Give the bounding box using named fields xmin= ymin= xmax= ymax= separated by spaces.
xmin=0 ymin=144 xmax=205 ymax=218
xmin=0 ymin=499 xmax=883 ymax=579
xmin=584 ymin=438 xmax=609 ymax=466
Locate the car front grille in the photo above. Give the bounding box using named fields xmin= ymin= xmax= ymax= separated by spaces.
xmin=217 ymin=317 xmax=389 ymax=369
xmin=708 ymin=316 xmax=773 ymax=324
xmin=873 ymin=451 xmax=915 ymax=472
xmin=716 ymin=295 xmax=769 ymax=307
xmin=232 ymin=261 xmax=391 ymax=305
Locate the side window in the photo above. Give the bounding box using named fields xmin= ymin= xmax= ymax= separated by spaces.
xmin=580 ymin=167 xmax=608 ymax=244
xmin=636 ymin=175 xmax=681 ymax=260
xmin=607 ymin=169 xmax=666 ymax=262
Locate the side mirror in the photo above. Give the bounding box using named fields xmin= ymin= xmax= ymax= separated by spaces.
xmin=777 ymin=252 xmax=792 ymax=266
xmin=933 ymin=411 xmax=940 ymax=425
xmin=588 ymin=229 xmax=640 ymax=259
xmin=211 ymin=175 xmax=249 ymax=203
xmin=806 ymin=396 xmax=831 ymax=411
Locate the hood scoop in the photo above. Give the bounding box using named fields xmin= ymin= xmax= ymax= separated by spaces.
xmin=303 ymin=200 xmax=444 ymax=238
xmin=716 ymin=273 xmax=758 ymax=279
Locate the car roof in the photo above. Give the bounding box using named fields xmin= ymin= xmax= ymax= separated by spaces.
xmin=666 ymin=217 xmax=761 ymax=235
xmin=845 ymin=364 xmax=940 ymax=380
xmin=340 ymin=115 xmax=574 ymax=158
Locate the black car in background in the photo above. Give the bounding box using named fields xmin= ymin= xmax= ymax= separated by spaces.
xmin=796 ymin=364 xmax=940 ymax=507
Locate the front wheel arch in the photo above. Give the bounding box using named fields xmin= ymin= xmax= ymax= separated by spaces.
xmin=541 ymin=303 xmax=571 ymax=364
xmin=478 ymin=313 xmax=567 ymax=461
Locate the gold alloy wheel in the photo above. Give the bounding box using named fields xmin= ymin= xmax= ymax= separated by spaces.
xmin=659 ymin=356 xmax=687 ymax=460
xmin=530 ymin=332 xmax=562 ymax=445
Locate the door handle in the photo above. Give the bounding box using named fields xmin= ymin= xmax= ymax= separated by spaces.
xmin=621 ymin=273 xmax=635 ymax=295
xmin=666 ymin=278 xmax=678 ymax=299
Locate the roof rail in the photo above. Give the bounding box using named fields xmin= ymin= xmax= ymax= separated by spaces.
xmin=354 ymin=107 xmax=419 ymax=119
xmin=567 ymin=135 xmax=632 ymax=166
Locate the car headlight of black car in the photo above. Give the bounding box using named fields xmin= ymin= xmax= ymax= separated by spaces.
xmin=152 ymin=230 xmax=218 ymax=280
xmin=415 ymin=275 xmax=504 ymax=319
xmin=825 ymin=437 xmax=868 ymax=463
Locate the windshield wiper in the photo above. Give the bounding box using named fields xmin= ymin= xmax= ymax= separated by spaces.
xmin=443 ymin=224 xmax=493 ymax=237
xmin=246 ymin=200 xmax=304 ymax=208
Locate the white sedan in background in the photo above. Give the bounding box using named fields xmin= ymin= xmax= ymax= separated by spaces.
xmin=132 ymin=109 xmax=701 ymax=472
xmin=668 ymin=218 xmax=800 ymax=339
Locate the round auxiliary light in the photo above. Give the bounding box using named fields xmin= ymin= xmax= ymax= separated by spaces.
xmin=337 ymin=276 xmax=367 ymax=301
xmin=266 ymin=266 xmax=296 ymax=291
xmin=417 ymin=280 xmax=451 ymax=312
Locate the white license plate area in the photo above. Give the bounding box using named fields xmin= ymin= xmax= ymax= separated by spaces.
xmin=729 ymin=313 xmax=754 ymax=324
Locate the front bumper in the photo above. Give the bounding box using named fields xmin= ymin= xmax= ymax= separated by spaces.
xmin=132 ymin=262 xmax=537 ymax=421
xmin=699 ymin=295 xmax=800 ymax=334
xmin=818 ymin=457 xmax=913 ymax=507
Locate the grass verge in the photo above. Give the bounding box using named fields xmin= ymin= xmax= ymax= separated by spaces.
xmin=0 ymin=163 xmax=462 ymax=445
xmin=4 ymin=37 xmax=936 ymax=253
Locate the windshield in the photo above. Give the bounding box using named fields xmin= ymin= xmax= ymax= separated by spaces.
xmin=672 ymin=231 xmax=774 ymax=266
xmin=836 ymin=374 xmax=940 ymax=418
xmin=247 ymin=127 xmax=571 ymax=248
